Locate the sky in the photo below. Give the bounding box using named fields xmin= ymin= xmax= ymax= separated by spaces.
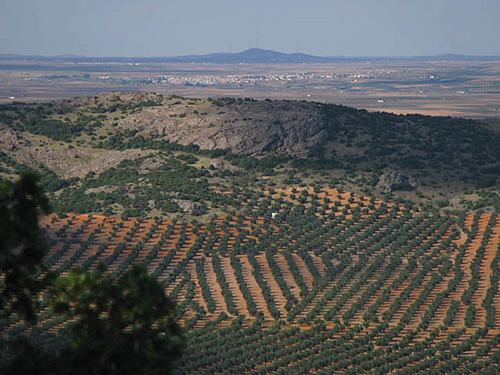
xmin=1 ymin=0 xmax=500 ymax=57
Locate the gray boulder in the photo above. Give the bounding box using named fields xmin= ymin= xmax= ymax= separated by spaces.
xmin=377 ymin=171 xmax=419 ymax=192
xmin=173 ymin=199 xmax=207 ymax=216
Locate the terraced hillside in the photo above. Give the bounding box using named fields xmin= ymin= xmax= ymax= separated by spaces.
xmin=3 ymin=186 xmax=499 ymax=374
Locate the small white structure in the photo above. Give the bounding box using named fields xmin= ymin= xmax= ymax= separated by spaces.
xmin=271 ymin=212 xmax=278 ymax=219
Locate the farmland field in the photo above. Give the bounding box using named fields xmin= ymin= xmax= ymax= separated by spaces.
xmin=4 ymin=186 xmax=499 ymax=373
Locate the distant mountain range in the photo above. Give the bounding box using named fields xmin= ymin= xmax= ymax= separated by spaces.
xmin=161 ymin=48 xmax=333 ymax=64
xmin=1 ymin=48 xmax=500 ymax=64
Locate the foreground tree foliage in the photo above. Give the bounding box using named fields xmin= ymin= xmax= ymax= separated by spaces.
xmin=0 ymin=173 xmax=183 ymax=375
xmin=0 ymin=172 xmax=49 ymax=322
xmin=47 ymin=265 xmax=184 ymax=375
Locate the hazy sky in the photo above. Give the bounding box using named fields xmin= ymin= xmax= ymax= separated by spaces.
xmin=1 ymin=0 xmax=500 ymax=57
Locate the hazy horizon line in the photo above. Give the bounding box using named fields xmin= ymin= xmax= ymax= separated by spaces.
xmin=2 ymin=47 xmax=500 ymax=59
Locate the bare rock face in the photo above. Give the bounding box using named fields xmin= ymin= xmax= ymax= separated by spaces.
xmin=117 ymin=99 xmax=328 ymax=157
xmin=377 ymin=171 xmax=419 ymax=192
xmin=173 ymin=199 xmax=207 ymax=216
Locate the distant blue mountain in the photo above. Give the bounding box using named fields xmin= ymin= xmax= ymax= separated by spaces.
xmin=1 ymin=49 xmax=499 ymax=64
xmin=163 ymin=48 xmax=333 ymax=63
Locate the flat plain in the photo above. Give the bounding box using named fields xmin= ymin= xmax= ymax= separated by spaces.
xmin=1 ymin=57 xmax=500 ymax=118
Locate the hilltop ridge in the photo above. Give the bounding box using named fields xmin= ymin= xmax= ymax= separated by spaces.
xmin=0 ymin=92 xmax=499 ymax=217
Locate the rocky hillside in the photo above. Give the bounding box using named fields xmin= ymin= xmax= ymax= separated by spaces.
xmin=0 ymin=92 xmax=499 ymax=216
xmin=117 ymin=96 xmax=328 ymax=156
xmin=107 ymin=94 xmax=500 ymax=184
xmin=112 ymin=95 xmax=500 ymax=176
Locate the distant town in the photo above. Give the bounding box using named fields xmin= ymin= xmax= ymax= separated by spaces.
xmin=1 ymin=54 xmax=500 ymax=117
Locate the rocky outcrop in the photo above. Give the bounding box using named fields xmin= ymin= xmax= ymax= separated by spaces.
xmin=209 ymin=158 xmax=242 ymax=172
xmin=117 ymin=98 xmax=328 ymax=157
xmin=173 ymin=199 xmax=207 ymax=216
xmin=377 ymin=171 xmax=419 ymax=192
